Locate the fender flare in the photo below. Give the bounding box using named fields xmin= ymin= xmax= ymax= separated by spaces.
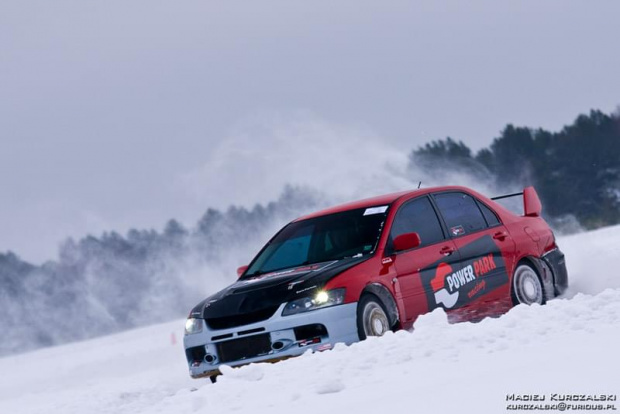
xmin=515 ymin=256 xmax=556 ymax=302
xmin=361 ymin=283 xmax=400 ymax=329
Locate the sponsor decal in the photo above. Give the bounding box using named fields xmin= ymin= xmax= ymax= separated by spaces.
xmin=450 ymin=225 xmax=465 ymax=236
xmin=363 ymin=205 xmax=389 ymax=216
xmin=295 ymin=285 xmax=317 ymax=294
xmin=421 ymin=236 xmax=509 ymax=310
xmin=287 ymin=280 xmax=304 ymax=290
xmin=430 ymin=263 xmax=459 ymax=308
xmin=430 ymin=254 xmax=496 ymax=308
xmin=298 ymin=337 xmax=321 ymax=347
xmin=381 ymin=257 xmax=393 ymax=265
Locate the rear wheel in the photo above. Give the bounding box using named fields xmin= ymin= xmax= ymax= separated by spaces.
xmin=357 ymin=294 xmax=390 ymax=340
xmin=513 ymin=263 xmax=545 ymax=305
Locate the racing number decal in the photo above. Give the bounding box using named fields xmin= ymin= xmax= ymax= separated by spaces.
xmin=423 ymin=236 xmax=508 ymax=310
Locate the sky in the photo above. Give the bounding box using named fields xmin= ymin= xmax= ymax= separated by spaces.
xmin=1 ymin=0 xmax=620 ymax=263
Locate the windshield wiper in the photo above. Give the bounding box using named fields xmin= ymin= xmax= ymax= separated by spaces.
xmin=330 ymin=253 xmax=365 ymax=261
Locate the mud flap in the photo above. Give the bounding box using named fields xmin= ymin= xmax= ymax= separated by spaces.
xmin=542 ymin=248 xmax=568 ymax=296
xmin=530 ymin=256 xmax=557 ymax=302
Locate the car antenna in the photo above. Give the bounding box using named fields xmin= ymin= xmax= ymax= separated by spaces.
xmin=417 ymin=181 xmax=422 ymax=189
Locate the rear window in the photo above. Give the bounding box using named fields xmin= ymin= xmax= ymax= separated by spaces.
xmin=477 ymin=201 xmax=500 ymax=227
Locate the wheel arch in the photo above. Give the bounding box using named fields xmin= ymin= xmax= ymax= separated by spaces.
xmin=360 ymin=283 xmax=400 ymax=329
xmin=512 ymin=255 xmax=555 ymax=302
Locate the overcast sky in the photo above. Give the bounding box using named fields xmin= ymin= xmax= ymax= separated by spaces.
xmin=1 ymin=0 xmax=619 ymax=262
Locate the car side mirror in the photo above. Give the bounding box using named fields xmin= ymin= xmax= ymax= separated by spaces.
xmin=237 ymin=265 xmax=249 ymax=278
xmin=393 ymin=232 xmax=421 ymax=252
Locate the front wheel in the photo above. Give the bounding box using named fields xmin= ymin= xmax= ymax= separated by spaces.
xmin=357 ymin=294 xmax=390 ymax=340
xmin=512 ymin=263 xmax=545 ymax=305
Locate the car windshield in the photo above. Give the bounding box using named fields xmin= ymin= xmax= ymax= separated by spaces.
xmin=243 ymin=206 xmax=390 ymax=277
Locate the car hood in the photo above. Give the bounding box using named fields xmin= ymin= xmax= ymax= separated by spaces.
xmin=189 ymin=256 xmax=368 ymax=319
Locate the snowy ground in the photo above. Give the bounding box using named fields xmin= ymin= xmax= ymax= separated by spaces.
xmin=1 ymin=226 xmax=619 ymax=414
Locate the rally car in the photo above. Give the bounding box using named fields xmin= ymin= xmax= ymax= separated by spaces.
xmin=184 ymin=186 xmax=568 ymax=380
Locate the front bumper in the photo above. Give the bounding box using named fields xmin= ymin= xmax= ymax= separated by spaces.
xmin=183 ymin=302 xmax=359 ymax=378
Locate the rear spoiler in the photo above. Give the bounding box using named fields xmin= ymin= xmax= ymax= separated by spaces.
xmin=491 ymin=186 xmax=542 ymax=217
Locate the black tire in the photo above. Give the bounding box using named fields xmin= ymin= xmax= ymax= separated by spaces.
xmin=357 ymin=294 xmax=391 ymax=340
xmin=512 ymin=263 xmax=545 ymax=305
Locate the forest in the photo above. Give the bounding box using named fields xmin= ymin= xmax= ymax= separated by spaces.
xmin=411 ymin=109 xmax=620 ymax=228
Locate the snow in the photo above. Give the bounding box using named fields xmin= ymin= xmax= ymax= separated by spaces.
xmin=1 ymin=225 xmax=619 ymax=414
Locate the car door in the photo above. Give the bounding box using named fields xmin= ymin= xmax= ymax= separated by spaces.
xmin=388 ymin=196 xmax=461 ymax=324
xmin=432 ymin=191 xmax=516 ymax=319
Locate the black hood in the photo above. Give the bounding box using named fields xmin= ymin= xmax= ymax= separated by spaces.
xmin=189 ymin=256 xmax=368 ymax=320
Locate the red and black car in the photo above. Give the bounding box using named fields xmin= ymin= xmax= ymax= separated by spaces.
xmin=184 ymin=186 xmax=568 ymax=380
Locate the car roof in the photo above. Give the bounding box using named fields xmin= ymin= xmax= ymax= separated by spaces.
xmin=293 ymin=189 xmax=416 ymax=221
xmin=292 ymin=185 xmax=504 ymax=222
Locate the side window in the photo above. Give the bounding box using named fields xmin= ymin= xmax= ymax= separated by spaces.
xmin=477 ymin=201 xmax=500 ymax=227
xmin=433 ymin=192 xmax=487 ymax=237
xmin=390 ymin=197 xmax=445 ymax=248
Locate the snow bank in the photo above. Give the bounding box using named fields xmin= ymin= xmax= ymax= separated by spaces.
xmin=165 ymin=289 xmax=619 ymax=414
xmin=0 ymin=226 xmax=618 ymax=414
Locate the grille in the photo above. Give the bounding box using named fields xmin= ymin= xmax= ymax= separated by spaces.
xmin=205 ymin=306 xmax=279 ymax=330
xmin=216 ymin=334 xmax=272 ymax=363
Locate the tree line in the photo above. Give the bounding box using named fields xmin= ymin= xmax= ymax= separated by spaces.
xmin=0 ymin=187 xmax=318 ymax=356
xmin=410 ymin=109 xmax=620 ymax=228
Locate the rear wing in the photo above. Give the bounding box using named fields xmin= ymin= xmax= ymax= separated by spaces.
xmin=491 ymin=186 xmax=542 ymax=217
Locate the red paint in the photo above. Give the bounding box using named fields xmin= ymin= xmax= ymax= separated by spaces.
xmin=523 ymin=186 xmax=542 ymax=217
xmin=322 ymin=185 xmax=557 ymax=328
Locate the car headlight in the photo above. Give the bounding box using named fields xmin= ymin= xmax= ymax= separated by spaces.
xmin=282 ymin=288 xmax=346 ymax=316
xmin=184 ymin=318 xmax=203 ymax=335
